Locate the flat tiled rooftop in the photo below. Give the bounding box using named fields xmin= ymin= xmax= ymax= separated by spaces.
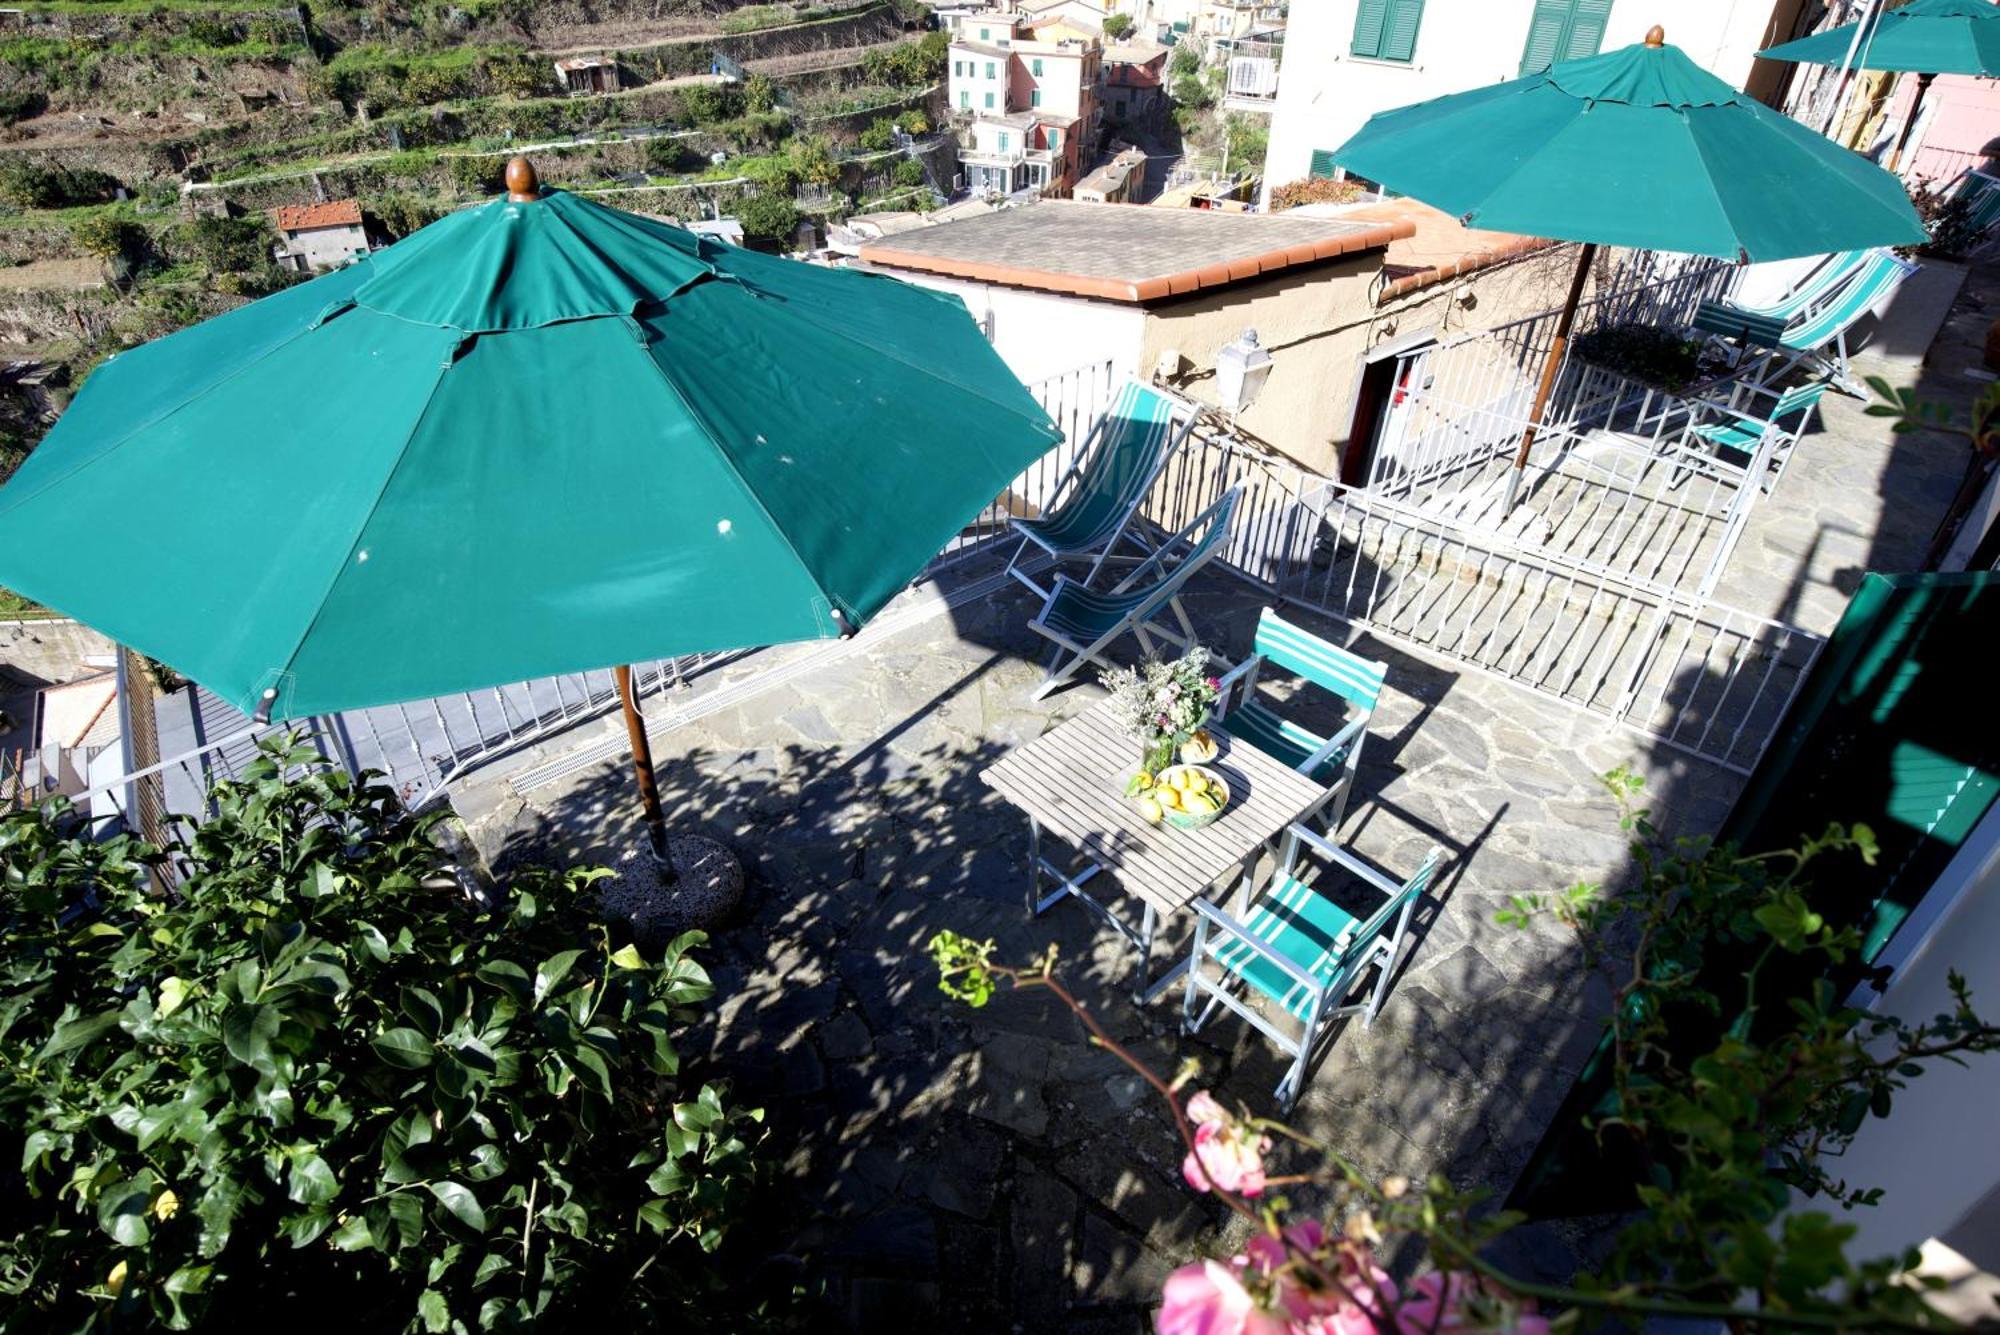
xmin=860 ymin=200 xmax=1415 ymax=302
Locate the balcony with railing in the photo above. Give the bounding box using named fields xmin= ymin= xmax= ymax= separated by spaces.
xmin=1223 ymin=42 xmax=1281 ymax=113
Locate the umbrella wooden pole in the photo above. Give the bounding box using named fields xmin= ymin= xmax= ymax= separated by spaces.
xmin=1884 ymin=71 xmax=1936 ymax=175
xmin=615 ymin=665 xmax=672 ymax=868
xmin=1506 ymin=241 xmax=1599 ymax=509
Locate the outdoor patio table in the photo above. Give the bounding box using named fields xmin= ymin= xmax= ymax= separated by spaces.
xmin=980 ymin=700 xmax=1330 ymax=1004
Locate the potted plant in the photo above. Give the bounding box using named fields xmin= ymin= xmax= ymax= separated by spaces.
xmin=1100 ymin=645 xmax=1220 ymax=777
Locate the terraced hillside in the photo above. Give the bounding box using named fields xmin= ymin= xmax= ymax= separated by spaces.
xmin=0 ymin=0 xmax=951 ymax=459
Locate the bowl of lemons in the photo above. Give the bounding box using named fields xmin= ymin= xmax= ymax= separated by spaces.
xmin=1135 ymin=764 xmax=1230 ymax=831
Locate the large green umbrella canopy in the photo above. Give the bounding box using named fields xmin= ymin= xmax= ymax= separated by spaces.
xmin=1760 ymin=0 xmax=2000 ymax=75
xmin=1334 ymin=28 xmax=1926 ymax=261
xmin=0 ymin=173 xmax=1060 ymax=725
xmin=1332 ymin=28 xmax=1924 ymax=492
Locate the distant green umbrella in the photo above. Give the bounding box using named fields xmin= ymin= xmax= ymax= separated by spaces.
xmin=1760 ymin=0 xmax=2000 ymax=172
xmin=0 ymin=159 xmax=1060 ymax=855
xmin=1333 ymin=26 xmax=1925 ymax=492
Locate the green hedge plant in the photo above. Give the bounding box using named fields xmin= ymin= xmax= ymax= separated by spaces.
xmin=0 ymin=740 xmax=763 ymax=1331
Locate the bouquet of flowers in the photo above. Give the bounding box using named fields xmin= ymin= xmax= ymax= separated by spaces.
xmin=1101 ymin=645 xmax=1220 ymax=775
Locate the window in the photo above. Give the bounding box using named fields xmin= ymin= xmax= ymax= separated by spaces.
xmin=979 ymin=25 xmax=990 ymax=39
xmin=1308 ymin=148 xmax=1338 ymax=180
xmin=1032 ymin=57 xmax=1044 ymax=75
xmin=960 ymin=90 xmax=970 ymax=108
xmin=985 ymin=60 xmax=997 ymax=78
xmin=984 ymin=91 xmax=996 ymax=109
xmin=1520 ymin=0 xmax=1610 ymax=74
xmin=1350 ymin=0 xmax=1424 ymax=63
xmin=998 ymin=131 xmax=1010 ymax=150
xmin=1031 ymin=88 xmax=1042 ymax=106
xmin=1048 ymin=128 xmax=1060 ymax=150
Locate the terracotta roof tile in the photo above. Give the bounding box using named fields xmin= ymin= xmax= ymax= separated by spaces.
xmin=860 ymin=200 xmax=1411 ymax=303
xmin=272 ymin=199 xmax=363 ymax=232
xmin=1336 ymin=198 xmax=1556 ymax=304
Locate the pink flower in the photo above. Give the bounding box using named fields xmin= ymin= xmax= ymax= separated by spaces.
xmin=1395 ymin=1272 xmax=1550 ymax=1334
xmin=1181 ymin=1092 xmax=1271 ymax=1197
xmin=1205 ymin=676 xmax=1222 ymax=691
xmin=1156 ymin=1259 xmax=1292 ymax=1335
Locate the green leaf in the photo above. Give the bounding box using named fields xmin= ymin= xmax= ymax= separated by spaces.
xmin=196 ymin=1180 xmax=241 ymax=1258
xmin=401 ymin=986 xmax=446 ymax=1038
xmin=608 ymin=943 xmax=646 ymax=970
xmin=371 ymin=1027 xmax=434 ymax=1070
xmin=534 ymin=950 xmax=584 ymax=1007
xmin=418 ymin=1289 xmax=451 ymax=1334
xmin=381 ymin=1109 xmax=435 ymax=1184
xmin=156 ymin=976 xmax=193 ymax=1019
xmin=222 ymin=1003 xmax=281 ymax=1070
xmin=563 ymin=1046 xmax=614 ymax=1100
xmin=329 ymin=1214 xmax=374 ymax=1251
xmin=288 ymin=1150 xmax=338 ymax=1205
xmin=42 ymin=1008 xmax=123 ymax=1058
xmin=475 ymin=959 xmax=531 ymax=999
xmin=97 ymin=1176 xmax=153 ymax=1247
xmin=426 ymin=1180 xmax=487 ymax=1233
xmin=386 ymin=1191 xmax=425 ymax=1249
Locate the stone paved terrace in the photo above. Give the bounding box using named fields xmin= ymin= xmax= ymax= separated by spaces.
xmin=444 ymin=264 xmax=1989 ymax=1329
xmin=447 ymin=547 xmax=1754 ymax=1327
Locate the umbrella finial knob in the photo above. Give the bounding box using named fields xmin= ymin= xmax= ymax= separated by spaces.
xmin=505 ymin=157 xmax=541 ymax=203
xmin=1644 ymin=24 xmax=1665 ymax=47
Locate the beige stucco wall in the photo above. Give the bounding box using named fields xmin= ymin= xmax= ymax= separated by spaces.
xmin=1144 ymin=242 xmax=1598 ymax=477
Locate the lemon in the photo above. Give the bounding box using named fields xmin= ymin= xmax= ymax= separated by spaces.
xmin=107 ymin=1261 xmax=127 ymax=1297
xmin=1171 ymin=768 xmax=1196 ymax=791
xmin=1183 ymin=770 xmax=1209 ymax=795
xmin=153 ymin=1189 xmax=179 ymax=1221
xmin=1134 ymin=770 xmax=1156 ymax=791
xmin=1136 ymin=797 xmax=1164 ymax=824
xmin=1157 ymin=788 xmax=1183 ymax=811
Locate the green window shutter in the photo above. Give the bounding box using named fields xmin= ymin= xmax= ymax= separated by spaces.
xmin=984 ymin=91 xmax=994 ymax=108
xmin=1562 ymin=0 xmax=1611 ymax=60
xmin=1031 ymin=88 xmax=1042 ymax=106
xmin=1379 ymin=0 xmax=1424 ymax=62
xmin=1309 ymin=148 xmax=1338 ymax=179
xmin=1350 ymin=0 xmax=1388 ymax=57
xmin=1032 ymin=57 xmax=1044 ymax=75
xmin=1519 ymin=0 xmax=1571 ymax=75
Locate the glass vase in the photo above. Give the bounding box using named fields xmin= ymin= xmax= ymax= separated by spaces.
xmin=1141 ymin=735 xmax=1177 ymax=776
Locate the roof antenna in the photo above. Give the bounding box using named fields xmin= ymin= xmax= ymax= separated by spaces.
xmin=505 ymin=157 xmax=541 ymax=203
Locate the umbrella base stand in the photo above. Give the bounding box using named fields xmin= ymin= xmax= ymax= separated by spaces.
xmin=603 ymin=833 xmax=744 ymax=950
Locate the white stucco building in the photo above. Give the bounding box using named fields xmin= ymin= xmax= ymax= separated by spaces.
xmin=1261 ymin=0 xmax=1803 ymax=204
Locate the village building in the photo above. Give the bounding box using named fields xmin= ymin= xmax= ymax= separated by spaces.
xmin=270 ymin=200 xmax=369 ymax=273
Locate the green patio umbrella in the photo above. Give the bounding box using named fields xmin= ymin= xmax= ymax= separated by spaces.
xmin=1332 ymin=26 xmax=1925 ymax=493
xmin=1760 ymin=0 xmax=2000 ymax=172
xmin=0 ymin=159 xmax=1061 ymax=855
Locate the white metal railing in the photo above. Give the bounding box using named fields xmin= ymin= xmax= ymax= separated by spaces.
xmin=1133 ymin=437 xmax=1823 ymax=774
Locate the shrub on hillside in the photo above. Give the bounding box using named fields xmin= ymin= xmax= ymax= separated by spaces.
xmin=70 ymin=213 xmax=145 ymax=262
xmin=743 ymin=72 xmax=777 ymax=114
xmin=0 ymin=742 xmax=765 ymax=1331
xmin=0 ymin=160 xmax=120 ymax=210
xmin=857 ymin=117 xmax=897 ymax=152
xmin=0 ymin=89 xmax=46 ymax=127
xmin=484 ymin=49 xmax=555 ymax=99
xmin=680 ymin=82 xmax=746 ymax=126
xmin=735 ymin=190 xmax=800 ymax=247
xmin=860 ymin=31 xmax=947 ymax=85
xmin=178 ymin=215 xmax=271 ymax=276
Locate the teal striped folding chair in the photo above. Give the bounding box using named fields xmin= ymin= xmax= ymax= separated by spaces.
xmin=1691 ymin=249 xmax=1871 ymax=340
xmin=1026 ymin=487 xmax=1239 ymax=700
xmin=1707 ymin=250 xmax=1918 ymax=395
xmin=1213 ymin=608 xmax=1386 ymax=833
xmin=1006 ymin=380 xmax=1198 ymax=597
xmin=1682 ymin=379 xmax=1830 ymax=492
xmin=1948 ymin=169 xmax=2000 ymax=260
xmin=1183 ymin=824 xmax=1441 ymax=1113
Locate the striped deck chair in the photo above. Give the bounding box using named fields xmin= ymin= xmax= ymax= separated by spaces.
xmin=1006 ymin=380 xmax=1198 ymax=598
xmin=1184 ymin=822 xmax=1441 ymax=1113
xmin=1691 ymin=249 xmax=1872 ymax=343
xmin=1717 ymin=250 xmax=1919 ymax=394
xmin=1951 ymin=170 xmax=2000 ymax=260
xmin=1213 ymin=608 xmax=1386 ymax=833
xmin=1026 ymin=487 xmax=1239 ymax=700
xmin=1684 ymin=380 xmax=1830 ymax=492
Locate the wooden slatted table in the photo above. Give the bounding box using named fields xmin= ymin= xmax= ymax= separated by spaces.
xmin=981 ymin=699 xmax=1331 ymax=1004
